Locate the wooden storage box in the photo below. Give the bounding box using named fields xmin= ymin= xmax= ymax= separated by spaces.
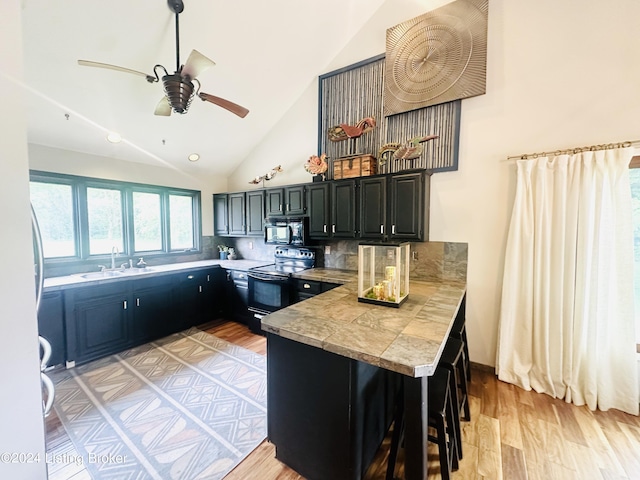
xmin=332 ymin=155 xmax=377 ymax=180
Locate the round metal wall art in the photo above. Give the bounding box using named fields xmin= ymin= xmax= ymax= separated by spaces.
xmin=384 ymin=0 xmax=488 ymax=116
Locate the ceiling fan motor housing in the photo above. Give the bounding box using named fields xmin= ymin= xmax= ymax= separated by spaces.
xmin=162 ymin=74 xmax=194 ymax=114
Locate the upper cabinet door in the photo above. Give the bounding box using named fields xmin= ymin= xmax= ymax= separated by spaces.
xmin=228 ymin=192 xmax=246 ymax=236
xmin=285 ymin=185 xmax=306 ymax=215
xmin=306 ymin=183 xmax=330 ymax=238
xmin=331 ymin=180 xmax=357 ymax=238
xmin=358 ymin=177 xmax=386 ymax=240
xmin=213 ymin=194 xmax=229 ymax=236
xmin=388 ymin=172 xmax=425 ymax=241
xmin=246 ymin=190 xmax=265 ymax=236
xmin=265 ymin=188 xmax=285 ymax=216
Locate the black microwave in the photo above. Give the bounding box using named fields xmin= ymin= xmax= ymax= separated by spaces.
xmin=264 ymin=217 xmax=309 ymax=246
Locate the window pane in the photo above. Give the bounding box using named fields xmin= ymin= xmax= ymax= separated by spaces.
xmin=87 ymin=187 xmax=123 ymax=255
xmin=133 ymin=191 xmax=162 ymax=252
xmin=30 ymin=182 xmax=76 ymax=258
xmin=169 ymin=195 xmax=194 ymax=250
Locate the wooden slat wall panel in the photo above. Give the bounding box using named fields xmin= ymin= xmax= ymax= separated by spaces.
xmin=319 ymin=55 xmax=460 ymax=178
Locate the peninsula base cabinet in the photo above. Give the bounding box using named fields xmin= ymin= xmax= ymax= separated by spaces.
xmin=37 ymin=291 xmax=65 ymax=368
xmin=267 ymin=334 xmax=398 ymax=480
xmin=63 ymin=267 xmax=225 ymax=366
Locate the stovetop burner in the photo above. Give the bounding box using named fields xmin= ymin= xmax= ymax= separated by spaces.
xmin=250 ymin=246 xmax=315 ymax=277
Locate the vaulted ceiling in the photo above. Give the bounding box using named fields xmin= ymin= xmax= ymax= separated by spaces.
xmin=20 ymin=0 xmax=386 ymax=177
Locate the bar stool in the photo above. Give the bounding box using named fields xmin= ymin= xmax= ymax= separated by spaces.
xmin=438 ymin=335 xmax=470 ymax=465
xmin=449 ymin=295 xmax=471 ymax=383
xmin=386 ymin=367 xmax=458 ymax=480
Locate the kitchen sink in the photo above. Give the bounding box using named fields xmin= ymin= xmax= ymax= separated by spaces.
xmin=79 ymin=270 xmax=124 ymax=279
xmin=119 ymin=267 xmax=155 ymax=274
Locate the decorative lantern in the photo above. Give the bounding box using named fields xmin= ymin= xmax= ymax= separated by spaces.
xmin=358 ymin=242 xmax=410 ymax=307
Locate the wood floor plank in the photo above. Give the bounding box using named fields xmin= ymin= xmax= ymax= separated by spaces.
xmin=500 ymin=443 xmax=527 ymax=480
xmin=496 ymin=381 xmax=523 ymax=449
xmin=553 ymin=400 xmax=589 ymax=446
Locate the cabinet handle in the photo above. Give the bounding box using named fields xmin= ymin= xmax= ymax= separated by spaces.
xmin=123 ymin=300 xmax=127 ymax=310
xmin=392 ymin=225 xmax=396 ymax=234
xmin=199 ymin=285 xmax=203 ymax=293
xmin=279 ymin=204 xmax=282 ymax=211
xmin=380 ymin=225 xmax=384 ymax=234
xmin=226 ymin=272 xmax=231 ymax=281
xmin=286 ymin=203 xmax=290 ymax=211
xmin=303 ymin=283 xmax=311 ymax=289
xmin=323 ymin=224 xmax=327 ymax=233
xmin=332 ymin=225 xmax=336 ymax=233
xmin=207 ymin=274 xmax=210 ymax=282
xmin=136 ymin=298 xmax=140 ymax=307
xmin=187 ymin=274 xmax=194 ymax=279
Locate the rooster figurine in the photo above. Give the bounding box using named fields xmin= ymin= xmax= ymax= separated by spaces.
xmin=328 ymin=117 xmax=376 ymax=142
xmin=377 ymin=135 xmax=439 ymax=165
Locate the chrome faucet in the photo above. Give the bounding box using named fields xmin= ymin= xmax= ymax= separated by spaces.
xmin=111 ymin=246 xmax=119 ymax=270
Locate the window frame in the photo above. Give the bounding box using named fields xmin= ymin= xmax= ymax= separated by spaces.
xmin=29 ymin=170 xmax=202 ymax=266
xmin=628 ymin=155 xmax=640 ymax=352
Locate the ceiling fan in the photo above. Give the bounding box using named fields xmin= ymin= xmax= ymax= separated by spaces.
xmin=78 ymin=0 xmax=249 ymax=118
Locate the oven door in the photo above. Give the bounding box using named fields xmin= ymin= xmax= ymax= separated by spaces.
xmin=247 ymin=272 xmax=291 ymax=316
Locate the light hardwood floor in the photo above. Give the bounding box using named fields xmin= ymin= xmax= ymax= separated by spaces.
xmin=46 ymin=319 xmax=640 ymax=479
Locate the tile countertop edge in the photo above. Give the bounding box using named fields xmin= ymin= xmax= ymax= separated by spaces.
xmin=264 ymin=268 xmax=467 ymax=378
xmin=42 ymin=259 xmax=273 ymax=292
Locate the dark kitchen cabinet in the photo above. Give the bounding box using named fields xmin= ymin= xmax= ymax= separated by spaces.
xmin=131 ymin=275 xmax=175 ymax=344
xmin=64 ymin=282 xmax=131 ymax=365
xmin=388 ymin=171 xmax=426 ymax=241
xmin=306 ymin=183 xmax=330 ymax=239
xmin=228 ymin=192 xmax=246 ymax=236
xmin=246 ymin=190 xmax=265 ymax=236
xmin=175 ymin=267 xmax=222 ymax=328
xmin=359 ymin=176 xmax=386 ymax=240
xmin=307 ymin=181 xmax=356 ymax=239
xmin=266 ymin=185 xmax=306 ymax=216
xmin=213 ymin=193 xmax=229 ymax=236
xmin=291 ymin=278 xmax=339 ymax=303
xmin=331 ymin=179 xmax=357 ymax=238
xmin=38 ymin=291 xmax=65 ymax=368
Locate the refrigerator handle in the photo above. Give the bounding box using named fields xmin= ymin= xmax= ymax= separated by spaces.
xmin=31 ymin=204 xmax=45 ymax=314
xmin=39 ymin=336 xmax=51 ymax=372
xmin=41 ymin=372 xmax=55 ymax=417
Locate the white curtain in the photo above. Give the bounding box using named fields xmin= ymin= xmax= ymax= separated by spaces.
xmin=496 ymin=147 xmax=639 ymax=415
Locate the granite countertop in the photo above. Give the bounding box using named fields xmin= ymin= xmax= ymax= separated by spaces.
xmin=43 ymin=259 xmax=272 ymax=291
xmin=262 ymin=268 xmax=466 ymax=378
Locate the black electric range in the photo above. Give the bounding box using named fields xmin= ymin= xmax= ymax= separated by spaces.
xmin=246 ymin=247 xmax=315 ymax=329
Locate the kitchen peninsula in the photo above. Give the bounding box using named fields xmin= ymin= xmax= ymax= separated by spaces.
xmin=262 ymin=266 xmax=466 ymax=480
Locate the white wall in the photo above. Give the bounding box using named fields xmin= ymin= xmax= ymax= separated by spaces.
xmin=28 ymin=144 xmax=226 ymax=236
xmin=229 ymin=0 xmax=640 ymax=367
xmin=0 ymin=1 xmax=48 ymax=478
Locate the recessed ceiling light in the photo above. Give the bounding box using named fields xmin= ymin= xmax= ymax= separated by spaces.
xmin=106 ymin=132 xmax=122 ymax=144
xmin=188 ymin=153 xmax=200 ymax=162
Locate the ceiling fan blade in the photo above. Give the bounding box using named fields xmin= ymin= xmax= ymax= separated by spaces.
xmin=154 ymin=97 xmax=172 ymax=116
xmin=78 ymin=60 xmax=155 ymax=82
xmin=198 ymin=92 xmax=249 ymax=118
xmin=181 ymin=50 xmax=216 ymax=80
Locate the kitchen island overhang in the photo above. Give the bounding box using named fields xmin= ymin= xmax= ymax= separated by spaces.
xmin=262 ymin=269 xmax=467 ymax=480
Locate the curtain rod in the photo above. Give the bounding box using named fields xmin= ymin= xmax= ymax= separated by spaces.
xmin=504 ymin=140 xmax=640 ymax=161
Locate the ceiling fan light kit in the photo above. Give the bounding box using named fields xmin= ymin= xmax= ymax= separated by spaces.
xmin=78 ymin=0 xmax=248 ymax=118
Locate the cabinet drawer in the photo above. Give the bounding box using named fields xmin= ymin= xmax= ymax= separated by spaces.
xmin=292 ymin=278 xmax=322 ymax=295
xmin=229 ymin=270 xmax=249 ymax=284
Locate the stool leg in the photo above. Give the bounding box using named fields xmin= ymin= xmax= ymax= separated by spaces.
xmin=457 ymin=351 xmax=471 ymax=422
xmin=386 ymin=387 xmax=405 ymax=480
xmin=444 ymin=363 xmax=463 ymax=460
xmin=433 ymin=415 xmax=451 ymax=480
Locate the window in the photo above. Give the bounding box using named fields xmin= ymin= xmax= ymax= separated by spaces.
xmin=133 ymin=191 xmax=162 ymax=252
xmin=29 ymin=171 xmax=201 ymax=262
xmin=29 ymin=181 xmax=76 ymax=258
xmin=87 ymin=187 xmax=124 ymax=255
xmin=169 ymin=194 xmax=195 ymax=250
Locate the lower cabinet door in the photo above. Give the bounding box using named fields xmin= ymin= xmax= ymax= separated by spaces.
xmin=65 ymin=283 xmax=131 ymax=365
xmin=132 ymin=277 xmax=175 ymax=343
